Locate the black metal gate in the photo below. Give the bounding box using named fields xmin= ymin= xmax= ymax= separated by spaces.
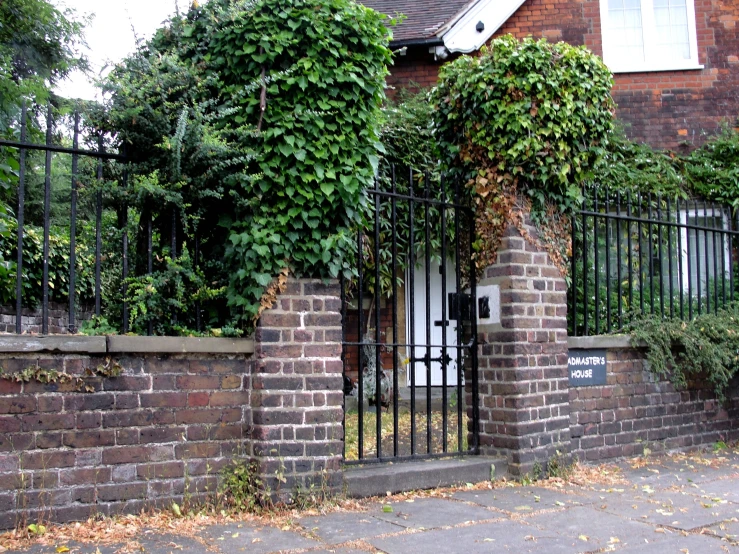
xmin=341 ymin=167 xmax=479 ymax=464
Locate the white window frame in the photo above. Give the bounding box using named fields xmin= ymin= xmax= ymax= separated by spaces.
xmin=679 ymin=208 xmax=731 ymax=293
xmin=599 ymin=0 xmax=703 ymax=73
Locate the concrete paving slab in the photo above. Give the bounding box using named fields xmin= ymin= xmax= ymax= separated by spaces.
xmin=8 ymin=537 xmax=208 ymax=554
xmin=371 ymin=497 xmax=500 ymax=529
xmin=297 ymin=510 xmax=405 ymax=543
xmin=703 ymin=518 xmax=739 ymax=542
xmin=689 ymin=478 xmax=739 ymax=504
xmin=610 ymin=531 xmax=733 ymax=553
xmin=202 ymin=522 xmax=320 ymax=553
xmin=343 ymin=457 xmax=506 ymax=498
xmin=10 ymin=544 xmax=119 ymax=554
xmin=595 ymin=489 xmax=739 ymax=530
xmin=453 ymin=486 xmax=592 ymax=514
xmin=527 ymin=505 xmax=656 ymax=550
xmin=367 ymin=519 xmax=589 ymax=554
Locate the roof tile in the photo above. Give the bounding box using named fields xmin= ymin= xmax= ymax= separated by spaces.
xmin=361 ymin=0 xmax=474 ymax=42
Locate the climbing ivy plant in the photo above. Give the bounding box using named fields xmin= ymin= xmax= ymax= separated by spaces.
xmin=430 ymin=36 xmax=615 ymax=274
xmin=104 ymin=0 xmax=391 ymax=326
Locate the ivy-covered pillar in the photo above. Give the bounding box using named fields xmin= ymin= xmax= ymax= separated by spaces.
xmin=252 ymin=277 xmax=344 ymax=494
xmin=475 ymin=221 xmax=570 ymax=477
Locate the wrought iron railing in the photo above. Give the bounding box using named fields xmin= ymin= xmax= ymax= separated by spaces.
xmin=0 ymin=103 xmax=205 ymax=335
xmin=569 ymin=186 xmax=739 ymax=336
xmin=341 ymin=167 xmax=480 ymax=463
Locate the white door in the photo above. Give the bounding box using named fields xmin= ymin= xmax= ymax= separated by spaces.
xmin=406 ymin=258 xmax=459 ymax=387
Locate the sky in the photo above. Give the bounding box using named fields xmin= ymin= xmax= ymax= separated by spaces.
xmin=53 ymin=0 xmax=187 ymax=101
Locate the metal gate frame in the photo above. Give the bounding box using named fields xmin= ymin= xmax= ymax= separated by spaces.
xmin=341 ymin=167 xmax=480 ymax=464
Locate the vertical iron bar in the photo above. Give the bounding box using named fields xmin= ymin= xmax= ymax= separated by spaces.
xmin=147 ymin=212 xmax=154 ymax=336
xmin=95 ymin=136 xmax=104 ymax=316
xmin=667 ymin=197 xmax=674 ymax=317
xmin=194 ymin=231 xmax=201 ymax=333
xmin=424 ymin=172 xmax=432 ymax=454
xmin=469 ymin=199 xmax=479 ymax=454
xmin=357 ymin=226 xmax=364 ymax=459
xmin=171 ymin=205 xmax=178 ymax=327
xmin=721 ymin=205 xmax=727 ymax=307
xmin=340 ymin=273 xmax=347 ymax=460
xmin=727 ymin=206 xmax=733 ymax=304
xmin=648 ymin=194 xmax=655 ymax=315
xmin=594 ymin=187 xmax=600 ymax=334
xmin=703 ymin=201 xmax=711 ymax=313
xmin=616 ymin=192 xmax=623 ymax=329
xmin=657 ymin=194 xmax=664 ymax=317
xmin=695 ymin=200 xmax=702 ymax=315
xmin=712 ymin=201 xmax=719 ymax=313
xmin=582 ymin=185 xmax=588 ymax=335
xmin=15 ymin=102 xmax=27 ymax=334
xmin=373 ymin=179 xmax=382 ymax=459
xmin=408 ymin=169 xmax=416 ymax=456
xmin=121 ymin=157 xmax=129 ymax=334
xmin=68 ymin=110 xmax=80 ymax=333
xmin=390 ymin=166 xmax=399 ymax=457
xmin=440 ymin=175 xmax=448 ymax=453
xmin=41 ymin=104 xmax=53 ymax=334
xmin=677 ymin=197 xmax=684 ymax=320
xmin=454 ymin=178 xmax=463 ymax=451
xmin=637 ymin=193 xmax=644 ymax=315
xmin=626 ymin=191 xmax=634 ymax=325
xmin=604 ymin=192 xmax=611 ymax=332
xmin=570 ymin=210 xmax=576 ymax=336
xmin=686 ymin=199 xmax=693 ymax=319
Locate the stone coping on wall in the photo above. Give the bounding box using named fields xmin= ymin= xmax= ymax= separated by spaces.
xmin=567 ymin=335 xmax=646 ymax=350
xmin=0 ymin=334 xmax=255 ymax=354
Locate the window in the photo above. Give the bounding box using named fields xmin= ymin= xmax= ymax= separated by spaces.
xmin=599 ymin=0 xmax=702 ymax=73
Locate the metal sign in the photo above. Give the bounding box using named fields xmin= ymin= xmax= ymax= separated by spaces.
xmin=568 ymin=349 xmax=607 ymax=386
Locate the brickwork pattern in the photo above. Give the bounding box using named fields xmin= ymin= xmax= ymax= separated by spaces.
xmin=387 ymin=0 xmax=739 ymax=150
xmin=475 ymin=223 xmax=570 ymax=476
xmin=0 ymin=353 xmax=251 ymax=528
xmin=570 ymin=348 xmax=739 ymax=461
xmin=253 ymin=278 xmax=344 ymax=493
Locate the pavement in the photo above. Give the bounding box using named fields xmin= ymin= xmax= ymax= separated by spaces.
xmin=6 ymin=447 xmax=739 ymax=554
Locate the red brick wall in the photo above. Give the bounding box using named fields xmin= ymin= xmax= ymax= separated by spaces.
xmin=0 ymin=352 xmax=251 ymax=528
xmin=570 ymin=347 xmax=739 ymax=461
xmin=387 ymin=0 xmax=739 ymax=150
xmin=386 ymin=47 xmax=447 ymax=98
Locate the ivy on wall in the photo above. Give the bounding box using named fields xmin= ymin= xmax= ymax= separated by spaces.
xmin=430 ymin=36 xmax=615 ymax=275
xmin=104 ymin=0 xmax=391 ymax=327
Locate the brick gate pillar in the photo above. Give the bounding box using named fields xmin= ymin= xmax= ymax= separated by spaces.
xmin=252 ymin=278 xmax=344 ymax=494
xmin=475 ymin=222 xmax=570 ymax=476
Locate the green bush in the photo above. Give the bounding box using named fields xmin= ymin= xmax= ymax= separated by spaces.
xmin=627 ymin=303 xmax=739 ymax=401
xmin=105 ymin=0 xmax=391 ymax=327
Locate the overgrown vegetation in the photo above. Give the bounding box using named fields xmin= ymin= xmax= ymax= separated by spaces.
xmin=627 ymin=303 xmax=739 ymax=401
xmin=101 ymin=0 xmax=391 ymax=330
xmin=431 ymin=36 xmax=615 ymax=275
xmin=0 ymin=358 xmax=122 ymax=392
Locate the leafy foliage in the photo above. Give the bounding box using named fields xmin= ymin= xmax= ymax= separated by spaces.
xmin=0 ymin=220 xmax=97 ymax=307
xmin=430 ymin=36 xmax=615 ymax=274
xmin=627 ymin=304 xmax=739 ymax=401
xmin=104 ymin=0 xmax=391 ymax=327
xmin=685 ymin=125 xmax=739 ymax=209
xmin=125 ymin=245 xmax=224 ymax=335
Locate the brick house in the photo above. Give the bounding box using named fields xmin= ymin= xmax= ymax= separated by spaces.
xmin=363 ymin=0 xmax=739 ymax=150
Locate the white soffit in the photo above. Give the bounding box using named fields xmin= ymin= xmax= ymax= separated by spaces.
xmin=440 ymin=0 xmax=527 ymax=54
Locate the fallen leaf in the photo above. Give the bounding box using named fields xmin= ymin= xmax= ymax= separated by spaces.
xmin=382 ymin=505 xmax=393 ymax=513
xmin=578 ymin=534 xmax=589 ymax=541
xmin=56 ymin=548 xmax=70 ymax=553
